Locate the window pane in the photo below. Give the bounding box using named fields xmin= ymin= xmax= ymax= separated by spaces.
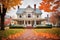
xmin=20 ymin=15 xmax=22 ymax=18
xmin=28 ymin=14 xmax=31 ymax=18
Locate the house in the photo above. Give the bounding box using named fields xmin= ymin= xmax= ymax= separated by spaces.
xmin=12 ymin=4 xmax=46 ymax=27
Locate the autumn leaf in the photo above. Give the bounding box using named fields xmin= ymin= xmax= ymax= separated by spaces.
xmin=0 ymin=0 xmax=22 ymax=9
xmin=39 ymin=0 xmax=60 ymax=25
xmin=39 ymin=0 xmax=60 ymax=12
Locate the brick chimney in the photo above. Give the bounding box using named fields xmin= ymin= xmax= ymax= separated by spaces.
xmin=34 ymin=4 xmax=36 ymax=10
xmin=18 ymin=6 xmax=20 ymax=9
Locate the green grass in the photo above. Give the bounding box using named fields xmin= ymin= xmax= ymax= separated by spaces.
xmin=34 ymin=28 xmax=60 ymax=36
xmin=0 ymin=29 xmax=24 ymax=38
xmin=0 ymin=28 xmax=60 ymax=40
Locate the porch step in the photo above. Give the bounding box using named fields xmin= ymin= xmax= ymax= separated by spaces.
xmin=25 ymin=26 xmax=33 ymax=29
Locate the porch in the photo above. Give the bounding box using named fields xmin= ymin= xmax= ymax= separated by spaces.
xmin=17 ymin=20 xmax=41 ymax=27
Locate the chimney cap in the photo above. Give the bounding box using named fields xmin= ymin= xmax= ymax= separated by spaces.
xmin=34 ymin=4 xmax=36 ymax=10
xmin=18 ymin=6 xmax=20 ymax=9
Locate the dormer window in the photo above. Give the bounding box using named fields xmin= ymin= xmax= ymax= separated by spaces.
xmin=20 ymin=15 xmax=22 ymax=18
xmin=28 ymin=14 xmax=31 ymax=18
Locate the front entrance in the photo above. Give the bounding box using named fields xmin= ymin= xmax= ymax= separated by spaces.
xmin=18 ymin=20 xmax=36 ymax=27
xmin=26 ymin=21 xmax=32 ymax=27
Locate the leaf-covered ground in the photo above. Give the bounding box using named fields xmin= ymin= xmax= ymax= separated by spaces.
xmin=0 ymin=28 xmax=60 ymax=40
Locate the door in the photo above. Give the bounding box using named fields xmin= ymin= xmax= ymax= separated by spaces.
xmin=26 ymin=21 xmax=32 ymax=27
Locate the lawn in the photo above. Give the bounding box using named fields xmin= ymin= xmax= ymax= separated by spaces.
xmin=0 ymin=29 xmax=24 ymax=40
xmin=34 ymin=28 xmax=60 ymax=36
xmin=0 ymin=28 xmax=60 ymax=40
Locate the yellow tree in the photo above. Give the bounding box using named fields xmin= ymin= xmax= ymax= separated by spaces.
xmin=39 ymin=0 xmax=60 ymax=26
xmin=0 ymin=0 xmax=22 ymax=30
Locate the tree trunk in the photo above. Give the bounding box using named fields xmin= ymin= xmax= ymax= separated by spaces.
xmin=1 ymin=15 xmax=5 ymax=30
xmin=0 ymin=5 xmax=7 ymax=30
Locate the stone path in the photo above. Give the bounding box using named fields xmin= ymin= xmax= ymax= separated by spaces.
xmin=19 ymin=29 xmax=38 ymax=40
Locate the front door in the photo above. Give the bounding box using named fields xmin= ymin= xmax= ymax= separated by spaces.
xmin=28 ymin=21 xmax=30 ymax=24
xmin=26 ymin=21 xmax=32 ymax=27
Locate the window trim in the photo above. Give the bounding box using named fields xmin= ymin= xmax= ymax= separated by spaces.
xmin=28 ymin=14 xmax=31 ymax=18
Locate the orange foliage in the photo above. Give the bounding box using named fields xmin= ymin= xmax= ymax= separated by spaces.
xmin=2 ymin=37 xmax=6 ymax=40
xmin=39 ymin=1 xmax=51 ymax=12
xmin=43 ymin=0 xmax=54 ymax=2
xmin=34 ymin=32 xmax=59 ymax=39
xmin=0 ymin=0 xmax=22 ymax=9
xmin=39 ymin=0 xmax=60 ymax=24
xmin=8 ymin=32 xmax=24 ymax=39
xmin=39 ymin=0 xmax=60 ymax=12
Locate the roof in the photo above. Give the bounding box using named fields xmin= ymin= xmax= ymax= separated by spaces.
xmin=5 ymin=15 xmax=11 ymax=18
xmin=17 ymin=8 xmax=25 ymax=14
xmin=35 ymin=8 xmax=42 ymax=14
xmin=16 ymin=6 xmax=42 ymax=15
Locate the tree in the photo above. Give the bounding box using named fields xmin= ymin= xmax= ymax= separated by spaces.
xmin=39 ymin=0 xmax=60 ymax=26
xmin=0 ymin=0 xmax=22 ymax=30
xmin=50 ymin=14 xmax=58 ymax=25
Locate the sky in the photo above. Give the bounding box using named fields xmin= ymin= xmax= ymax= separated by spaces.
xmin=6 ymin=0 xmax=51 ymax=18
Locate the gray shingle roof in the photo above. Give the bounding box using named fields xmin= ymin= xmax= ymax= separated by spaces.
xmin=35 ymin=8 xmax=42 ymax=14
xmin=17 ymin=8 xmax=25 ymax=14
xmin=16 ymin=8 xmax=42 ymax=15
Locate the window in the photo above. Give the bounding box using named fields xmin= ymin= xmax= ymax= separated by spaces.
xmin=20 ymin=15 xmax=22 ymax=18
xmin=28 ymin=14 xmax=31 ymax=18
xmin=37 ymin=15 xmax=39 ymax=18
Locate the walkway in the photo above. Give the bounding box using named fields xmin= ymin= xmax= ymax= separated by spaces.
xmin=2 ymin=29 xmax=60 ymax=40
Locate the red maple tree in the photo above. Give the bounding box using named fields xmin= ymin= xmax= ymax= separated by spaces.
xmin=39 ymin=0 xmax=60 ymax=25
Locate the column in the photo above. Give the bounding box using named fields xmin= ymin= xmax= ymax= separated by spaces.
xmin=27 ymin=21 xmax=28 ymax=25
xmin=34 ymin=20 xmax=36 ymax=27
xmin=35 ymin=20 xmax=36 ymax=25
xmin=24 ymin=20 xmax=25 ymax=25
xmin=47 ymin=14 xmax=49 ymax=24
xmin=24 ymin=20 xmax=26 ymax=27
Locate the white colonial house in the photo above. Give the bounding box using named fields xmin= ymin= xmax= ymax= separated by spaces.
xmin=12 ymin=4 xmax=47 ymax=27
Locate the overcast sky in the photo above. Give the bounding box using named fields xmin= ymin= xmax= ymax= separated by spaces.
xmin=20 ymin=0 xmax=42 ymax=8
xmin=6 ymin=0 xmax=50 ymax=18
